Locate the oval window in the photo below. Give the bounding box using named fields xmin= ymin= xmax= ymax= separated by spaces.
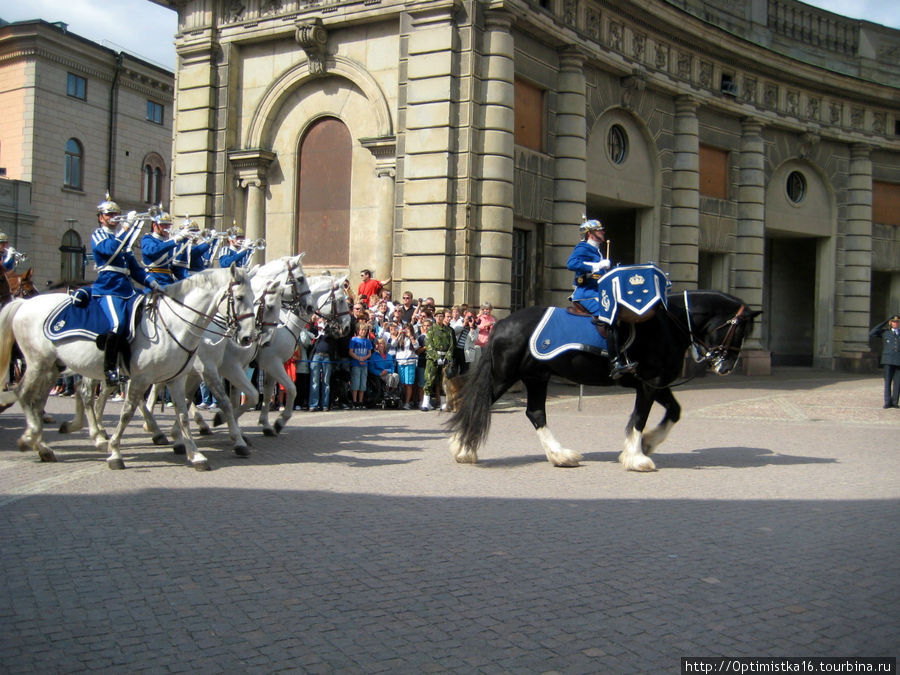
xmin=608 ymin=124 xmax=628 ymax=165
xmin=786 ymin=171 xmax=806 ymax=203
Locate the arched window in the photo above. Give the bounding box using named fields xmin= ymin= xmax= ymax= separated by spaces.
xmin=141 ymin=153 xmax=166 ymax=204
xmin=64 ymin=138 xmax=83 ymax=190
xmin=59 ymin=229 xmax=85 ymax=282
xmin=296 ymin=117 xmax=352 ymax=266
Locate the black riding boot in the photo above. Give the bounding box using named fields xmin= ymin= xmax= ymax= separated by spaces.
xmin=101 ymin=332 xmax=120 ymax=387
xmin=606 ymin=322 xmax=637 ymax=379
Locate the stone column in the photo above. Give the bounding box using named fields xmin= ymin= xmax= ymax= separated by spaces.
xmin=228 ymin=149 xmax=275 ymax=266
xmin=734 ymin=117 xmax=770 ymax=372
xmin=362 ymin=137 xmax=398 ymax=288
xmin=550 ymin=48 xmax=587 ymax=297
xmin=171 ymin=41 xmax=219 ymax=222
xmin=839 ymin=143 xmax=874 ymax=369
xmin=669 ymin=95 xmax=700 ymax=289
xmin=477 ymin=10 xmax=515 ymax=309
xmin=402 ymin=3 xmax=458 ymax=301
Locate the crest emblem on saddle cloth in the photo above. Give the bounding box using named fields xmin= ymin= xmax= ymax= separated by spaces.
xmin=595 ymin=263 xmax=670 ymax=325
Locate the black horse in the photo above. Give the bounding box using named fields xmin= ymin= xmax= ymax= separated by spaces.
xmin=445 ymin=290 xmax=760 ymax=471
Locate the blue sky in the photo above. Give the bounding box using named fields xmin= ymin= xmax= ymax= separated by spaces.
xmin=1 ymin=0 xmax=898 ymax=73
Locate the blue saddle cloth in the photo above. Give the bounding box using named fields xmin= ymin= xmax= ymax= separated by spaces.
xmin=43 ymin=295 xmax=144 ymax=342
xmin=594 ymin=263 xmax=669 ymax=325
xmin=528 ymin=308 xmax=608 ymax=361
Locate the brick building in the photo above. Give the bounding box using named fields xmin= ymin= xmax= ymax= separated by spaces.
xmin=0 ymin=19 xmax=173 ymax=287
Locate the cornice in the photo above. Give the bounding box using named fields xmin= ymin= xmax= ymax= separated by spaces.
xmin=0 ymin=46 xmax=173 ymax=96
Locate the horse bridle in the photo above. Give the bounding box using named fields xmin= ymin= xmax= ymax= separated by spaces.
xmin=151 ymin=277 xmax=252 ymax=346
xmin=312 ymin=282 xmax=351 ymax=332
xmin=280 ymin=259 xmax=313 ymax=316
xmin=681 ymin=290 xmax=750 ymax=369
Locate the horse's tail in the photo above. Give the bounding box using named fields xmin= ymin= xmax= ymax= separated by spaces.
xmin=0 ymin=299 xmax=24 ymax=404
xmin=445 ymin=344 xmax=495 ymax=463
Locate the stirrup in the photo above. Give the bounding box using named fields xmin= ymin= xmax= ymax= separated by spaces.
xmin=609 ymin=358 xmax=637 ymax=379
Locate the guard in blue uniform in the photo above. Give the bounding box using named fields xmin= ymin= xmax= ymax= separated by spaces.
xmin=173 ymin=218 xmax=211 ymax=280
xmin=141 ymin=211 xmax=178 ymax=288
xmin=90 ymin=194 xmax=156 ymax=386
xmin=218 ymin=227 xmax=252 ymax=269
xmin=566 ymin=219 xmax=636 ymax=379
xmin=0 ymin=232 xmax=19 ymax=273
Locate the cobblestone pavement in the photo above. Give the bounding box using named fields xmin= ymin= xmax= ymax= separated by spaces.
xmin=1 ymin=369 xmax=897 ymax=673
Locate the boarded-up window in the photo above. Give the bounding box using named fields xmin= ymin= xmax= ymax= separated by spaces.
xmin=699 ymin=145 xmax=728 ymax=199
xmin=873 ymin=181 xmax=900 ymax=226
xmin=297 ymin=117 xmax=352 ymax=267
xmin=515 ymin=79 xmax=544 ymax=152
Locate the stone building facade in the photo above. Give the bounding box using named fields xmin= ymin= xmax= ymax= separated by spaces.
xmin=154 ymin=0 xmax=899 ymax=372
xmin=0 ymin=19 xmax=173 ymax=287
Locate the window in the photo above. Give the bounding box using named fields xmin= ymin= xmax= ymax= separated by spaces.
xmin=699 ymin=145 xmax=729 ymax=199
xmin=786 ymin=171 xmax=806 ymax=203
xmin=67 ymin=73 xmax=86 ymax=100
xmin=64 ymin=138 xmax=83 ymax=190
xmin=141 ymin=153 xmax=166 ymax=204
xmin=511 ymin=229 xmax=530 ymax=311
xmin=59 ymin=229 xmax=85 ymax=282
xmin=146 ymin=100 xmax=164 ymax=125
xmin=514 ymin=79 xmax=544 ymax=152
xmin=608 ymin=124 xmax=628 ymax=165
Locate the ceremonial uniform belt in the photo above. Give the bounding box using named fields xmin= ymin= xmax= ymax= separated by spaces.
xmin=149 ymin=267 xmax=173 ymax=274
xmin=97 ymin=265 xmax=131 ymax=276
xmin=575 ymin=273 xmax=602 ymax=286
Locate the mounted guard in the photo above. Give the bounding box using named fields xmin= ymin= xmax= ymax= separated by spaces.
xmin=566 ymin=218 xmax=669 ymax=378
xmin=218 ymin=227 xmax=253 ymax=269
xmin=0 ymin=232 xmax=26 ymax=274
xmin=82 ymin=194 xmax=158 ymax=386
xmin=173 ymin=217 xmax=212 ymax=280
xmin=141 ymin=209 xmax=178 ymax=288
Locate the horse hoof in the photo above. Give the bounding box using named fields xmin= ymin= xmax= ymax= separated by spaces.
xmin=58 ymin=422 xmax=73 ymax=434
xmin=234 ymin=445 xmax=251 ymax=457
xmin=42 ymin=414 xmax=55 ymax=424
xmin=152 ymin=433 xmax=168 ymax=446
xmin=262 ymin=427 xmax=276 ymax=437
xmin=212 ymin=412 xmax=224 ymax=427
xmin=107 ymin=458 xmax=125 ymax=470
xmin=39 ymin=450 xmax=58 ymax=462
xmin=198 ymin=427 xmax=212 ymax=436
xmin=192 ymin=461 xmax=210 ymax=472
xmin=173 ymin=444 xmax=186 ymax=456
xmin=274 ymin=420 xmax=284 ymax=435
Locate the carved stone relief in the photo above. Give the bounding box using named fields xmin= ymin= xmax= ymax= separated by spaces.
xmin=851 ymin=107 xmax=864 ymax=129
xmin=830 ymin=102 xmax=841 ymax=125
xmin=655 ymin=43 xmax=668 ymax=70
xmin=633 ymin=33 xmax=646 ymax=61
xmin=806 ymin=97 xmax=819 ymax=120
xmin=786 ymin=90 xmax=798 ymax=116
xmin=699 ymin=61 xmax=712 ymax=88
xmin=763 ymin=83 xmax=778 ymax=109
xmin=609 ymin=22 xmax=622 ymax=51
xmin=585 ymin=8 xmax=600 ymax=40
xmin=873 ymin=112 xmax=886 ymax=135
xmin=741 ymin=76 xmax=757 ymax=103
xmin=677 ymin=53 xmax=691 ymax=80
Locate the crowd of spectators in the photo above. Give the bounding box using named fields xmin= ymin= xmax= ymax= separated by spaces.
xmin=274 ymin=275 xmax=497 ymax=412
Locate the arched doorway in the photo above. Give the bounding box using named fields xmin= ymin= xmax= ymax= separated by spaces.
xmin=296 ymin=117 xmax=352 ymax=267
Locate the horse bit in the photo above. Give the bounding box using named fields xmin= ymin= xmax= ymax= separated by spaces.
xmin=682 ymin=290 xmax=750 ymax=370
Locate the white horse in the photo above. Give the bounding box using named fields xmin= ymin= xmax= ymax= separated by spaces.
xmin=253 ymin=274 xmax=352 ymax=435
xmin=0 ymin=265 xmax=257 ymax=470
xmin=63 ymin=278 xmax=285 ymax=458
xmin=134 ymin=255 xmax=317 ymax=448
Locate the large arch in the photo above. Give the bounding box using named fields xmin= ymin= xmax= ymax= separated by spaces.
xmin=765 ymin=157 xmax=837 ymax=366
xmin=245 ymin=55 xmax=393 ymax=151
xmin=585 ymin=107 xmax=662 ymax=264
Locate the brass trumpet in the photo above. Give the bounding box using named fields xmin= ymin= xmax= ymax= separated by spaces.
xmin=241 ymin=237 xmax=266 ymax=251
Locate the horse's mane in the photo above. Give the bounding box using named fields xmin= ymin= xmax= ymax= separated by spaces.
xmin=170 ymin=266 xmax=239 ymax=295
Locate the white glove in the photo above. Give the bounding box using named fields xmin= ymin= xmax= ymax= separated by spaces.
xmin=587 ymin=261 xmax=606 ymax=273
xmin=598 ymin=259 xmax=611 ymax=271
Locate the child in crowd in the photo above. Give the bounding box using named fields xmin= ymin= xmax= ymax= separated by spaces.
xmin=348 ymin=322 xmax=373 ymax=409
